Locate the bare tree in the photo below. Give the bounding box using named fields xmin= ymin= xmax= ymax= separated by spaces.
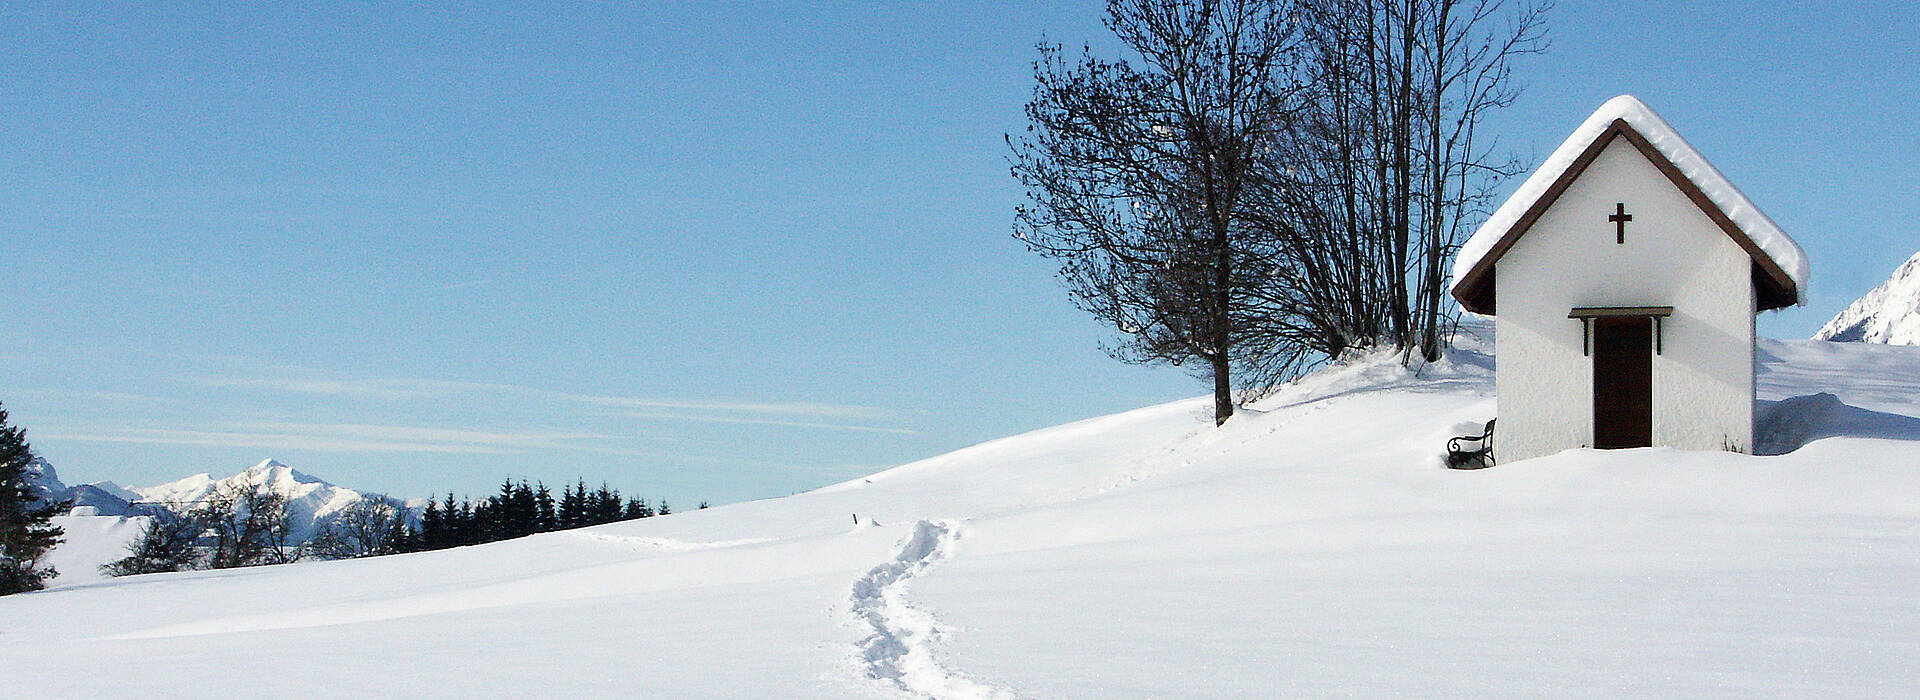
xmin=104 ymin=510 xmax=204 ymax=576
xmin=202 ymin=484 xmax=299 ymax=568
xmin=1242 ymin=0 xmax=1549 ymax=377
xmin=311 ymin=495 xmax=408 ymax=560
xmin=1011 ymin=0 xmax=1302 ymax=425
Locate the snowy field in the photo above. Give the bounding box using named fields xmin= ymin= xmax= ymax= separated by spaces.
xmin=5 ymin=326 xmax=1919 ymax=698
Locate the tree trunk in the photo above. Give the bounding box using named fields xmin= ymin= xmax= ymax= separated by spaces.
xmin=1211 ymin=353 xmax=1234 ymax=426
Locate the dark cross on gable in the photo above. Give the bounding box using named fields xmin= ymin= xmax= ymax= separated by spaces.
xmin=1609 ymin=202 xmax=1633 ymax=244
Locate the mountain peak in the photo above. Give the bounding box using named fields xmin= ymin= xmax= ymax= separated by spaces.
xmin=125 ymin=459 xmax=364 ymax=540
xmin=1815 ymin=250 xmax=1920 ymax=346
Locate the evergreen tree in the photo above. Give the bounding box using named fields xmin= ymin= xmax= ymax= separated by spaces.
xmin=534 ymin=482 xmax=556 ymax=532
xmin=456 ymin=498 xmax=480 ymax=546
xmin=558 ymin=480 xmax=588 ymax=530
xmin=0 ymin=403 xmax=64 ymax=594
xmin=419 ymin=499 xmax=446 ymax=550
xmin=657 ymin=500 xmax=671 ymax=516
xmin=622 ymin=497 xmax=651 ymax=520
xmin=510 ymin=481 xmax=537 ymax=538
xmin=486 ymin=479 xmax=517 ymax=541
xmin=591 ymin=483 xmax=622 ymax=525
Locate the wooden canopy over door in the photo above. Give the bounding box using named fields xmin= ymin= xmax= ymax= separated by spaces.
xmin=1591 ymin=316 xmax=1654 ymax=449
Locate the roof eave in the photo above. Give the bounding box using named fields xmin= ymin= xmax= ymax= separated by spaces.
xmin=1451 ymin=118 xmax=1803 ymax=317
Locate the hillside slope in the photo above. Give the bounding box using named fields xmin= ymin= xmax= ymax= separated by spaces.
xmin=4 ymin=329 xmax=1919 ymax=698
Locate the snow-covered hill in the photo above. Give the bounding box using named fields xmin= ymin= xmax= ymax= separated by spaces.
xmin=5 ymin=328 xmax=1920 ymax=697
xmin=39 ymin=514 xmax=150 ymax=588
xmin=1815 ymin=249 xmax=1920 ymax=344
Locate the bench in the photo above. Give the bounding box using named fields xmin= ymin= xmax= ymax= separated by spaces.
xmin=1446 ymin=419 xmax=1495 ymax=469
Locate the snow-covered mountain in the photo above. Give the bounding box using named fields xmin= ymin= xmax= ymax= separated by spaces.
xmin=64 ymin=484 xmax=137 ymax=516
xmin=128 ymin=459 xmax=370 ymax=540
xmin=1814 ymin=249 xmax=1920 ymax=344
xmin=31 ymin=458 xmax=378 ymax=538
xmin=19 ymin=456 xmax=67 ymax=509
xmin=33 ymin=459 xmax=397 ymax=583
xmin=7 ymin=330 xmax=1920 ymax=697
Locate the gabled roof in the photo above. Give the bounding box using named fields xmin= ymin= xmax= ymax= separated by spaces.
xmin=1451 ymin=95 xmax=1808 ymax=315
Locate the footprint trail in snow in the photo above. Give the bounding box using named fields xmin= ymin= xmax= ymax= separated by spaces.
xmin=850 ymin=520 xmax=1014 ymax=700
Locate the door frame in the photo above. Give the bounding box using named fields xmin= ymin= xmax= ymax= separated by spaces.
xmin=1569 ymin=306 xmax=1672 ymax=450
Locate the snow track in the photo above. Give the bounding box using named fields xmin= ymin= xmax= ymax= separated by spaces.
xmin=850 ymin=520 xmax=1012 ymax=700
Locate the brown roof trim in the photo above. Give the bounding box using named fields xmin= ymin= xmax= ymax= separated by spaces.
xmin=1453 ymin=118 xmax=1800 ymax=314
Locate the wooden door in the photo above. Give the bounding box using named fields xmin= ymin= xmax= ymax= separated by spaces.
xmin=1592 ymin=317 xmax=1652 ymax=449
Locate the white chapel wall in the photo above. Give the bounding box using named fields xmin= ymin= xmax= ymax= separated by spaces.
xmin=1493 ymin=138 xmax=1755 ymax=461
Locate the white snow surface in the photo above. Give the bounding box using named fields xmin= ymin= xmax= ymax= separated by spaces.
xmin=1815 ymin=249 xmax=1920 ymax=345
xmin=1452 ymin=95 xmax=1809 ymax=302
xmin=39 ymin=515 xmax=150 ymax=587
xmin=7 ymin=326 xmax=1920 ymax=697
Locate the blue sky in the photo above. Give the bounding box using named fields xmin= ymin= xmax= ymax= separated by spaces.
xmin=3 ymin=2 xmax=1914 ymax=505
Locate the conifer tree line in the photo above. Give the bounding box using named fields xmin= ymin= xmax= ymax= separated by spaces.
xmin=404 ymin=479 xmax=682 ymax=553
xmin=1011 ymin=0 xmax=1550 ymax=424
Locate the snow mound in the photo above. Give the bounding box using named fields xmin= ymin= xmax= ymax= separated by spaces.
xmin=1814 ymin=249 xmax=1920 ymax=345
xmin=1755 ymin=392 xmax=1920 ymax=455
xmin=1452 ymin=95 xmax=1808 ymax=302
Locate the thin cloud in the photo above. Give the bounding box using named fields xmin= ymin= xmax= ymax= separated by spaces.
xmin=7 ymin=389 xmax=178 ymax=406
xmin=175 ymin=362 xmax=902 ymax=427
xmin=617 ymin=410 xmax=919 ymax=435
xmin=230 ymin=421 xmax=631 ymax=447
xmin=550 ymin=392 xmax=891 ymax=420
xmin=36 ymin=428 xmax=506 ymax=455
xmin=39 ymin=421 xmax=645 ymax=456
xmin=176 ymin=374 xmax=478 ymax=401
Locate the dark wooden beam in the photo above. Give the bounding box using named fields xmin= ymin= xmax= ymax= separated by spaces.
xmin=1568 ymin=306 xmax=1675 ymax=318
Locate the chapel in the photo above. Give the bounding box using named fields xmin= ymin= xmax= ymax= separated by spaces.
xmin=1450 ymin=95 xmax=1809 ymax=462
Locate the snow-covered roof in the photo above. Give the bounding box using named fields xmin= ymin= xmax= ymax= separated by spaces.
xmin=1451 ymin=95 xmax=1809 ymax=314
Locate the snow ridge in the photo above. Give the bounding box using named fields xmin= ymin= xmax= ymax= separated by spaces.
xmin=1814 ymin=249 xmax=1920 ymax=345
xmin=850 ymin=520 xmax=1010 ymax=700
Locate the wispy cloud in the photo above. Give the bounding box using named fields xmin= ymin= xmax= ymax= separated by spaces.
xmin=173 ymin=362 xmax=905 ymax=431
xmin=37 ymin=421 xmax=644 ymax=456
xmin=616 ymin=410 xmax=918 ymax=435
xmin=549 ymin=393 xmax=892 ymax=421
xmin=7 ymin=389 xmax=178 ymax=406
xmin=36 ymin=427 xmax=507 ymax=454
xmin=176 ymin=373 xmax=482 ymax=401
